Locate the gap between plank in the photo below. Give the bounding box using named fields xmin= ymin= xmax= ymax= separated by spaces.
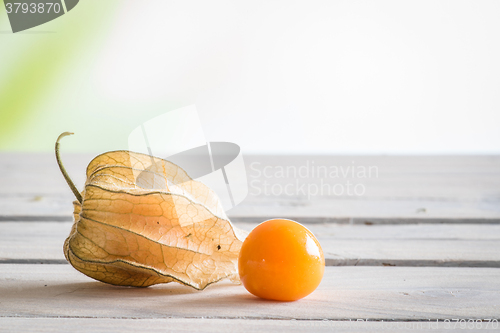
xmin=0 ymin=315 xmax=486 ymax=322
xmin=2 ymin=259 xmax=500 ymax=268
xmin=1 ymin=215 xmax=500 ymax=224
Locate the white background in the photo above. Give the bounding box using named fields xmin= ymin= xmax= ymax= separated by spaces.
xmin=2 ymin=0 xmax=500 ymax=154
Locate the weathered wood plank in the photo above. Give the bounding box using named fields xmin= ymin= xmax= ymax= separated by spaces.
xmin=2 ymin=195 xmax=500 ymax=223
xmin=0 ymin=265 xmax=499 ymax=320
xmin=2 ymin=318 xmax=497 ymax=333
xmin=2 ymin=154 xmax=500 ymax=195
xmin=1 ymin=222 xmax=500 ymax=267
xmin=1 ymin=154 xmax=499 ymax=221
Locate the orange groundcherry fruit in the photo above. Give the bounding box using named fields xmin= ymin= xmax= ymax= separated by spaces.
xmin=238 ymin=219 xmax=325 ymax=301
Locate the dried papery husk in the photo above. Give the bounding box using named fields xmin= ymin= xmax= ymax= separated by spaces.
xmin=56 ymin=132 xmax=247 ymax=290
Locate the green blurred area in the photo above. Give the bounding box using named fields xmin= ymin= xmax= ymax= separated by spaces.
xmin=0 ymin=0 xmax=122 ymax=152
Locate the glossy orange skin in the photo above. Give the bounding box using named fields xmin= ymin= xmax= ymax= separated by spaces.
xmin=238 ymin=219 xmax=325 ymax=301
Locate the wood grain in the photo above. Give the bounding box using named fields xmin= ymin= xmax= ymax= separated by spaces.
xmin=1 ymin=265 xmax=499 ymax=320
xmin=2 ymin=318 xmax=494 ymax=333
xmin=2 ymin=222 xmax=500 ymax=267
xmin=1 ymin=153 xmax=499 ymax=222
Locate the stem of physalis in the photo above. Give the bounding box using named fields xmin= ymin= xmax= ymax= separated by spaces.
xmin=55 ymin=132 xmax=83 ymax=204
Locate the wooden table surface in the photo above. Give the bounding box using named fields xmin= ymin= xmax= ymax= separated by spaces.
xmin=1 ymin=153 xmax=499 ymax=332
